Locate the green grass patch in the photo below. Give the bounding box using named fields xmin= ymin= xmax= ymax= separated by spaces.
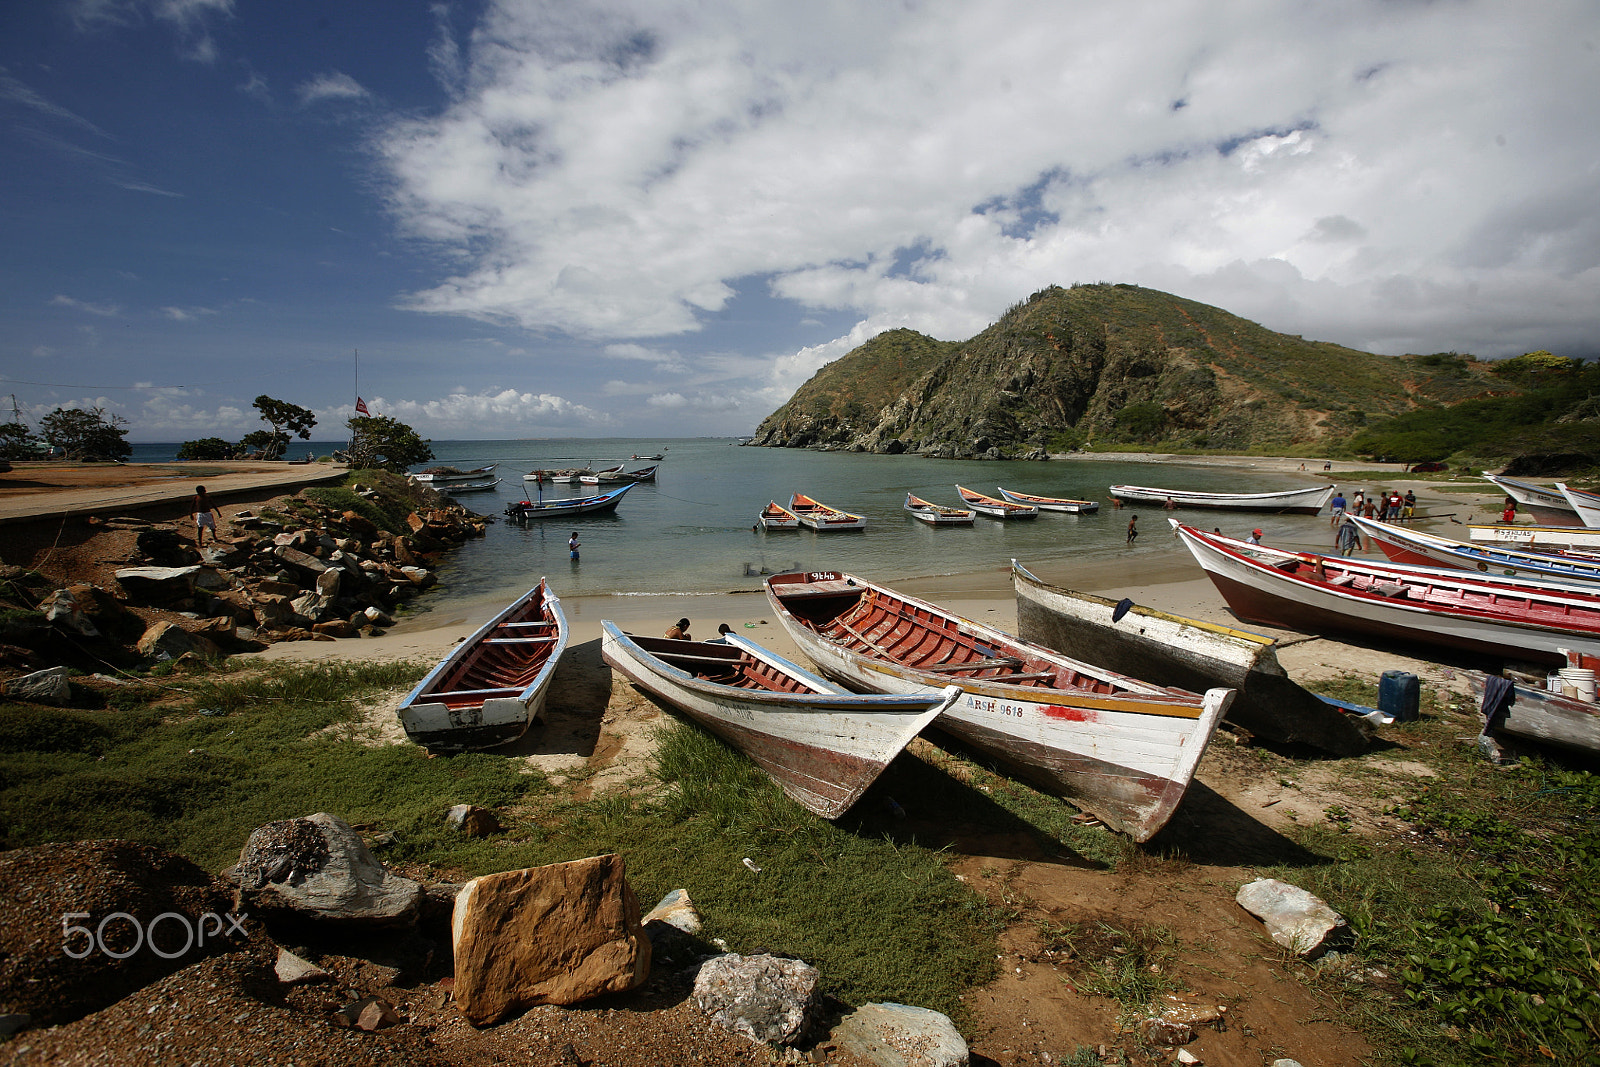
xmin=1262 ymin=711 xmax=1600 ymax=1067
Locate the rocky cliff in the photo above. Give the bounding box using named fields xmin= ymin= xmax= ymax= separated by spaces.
xmin=750 ymin=284 xmax=1500 ymax=457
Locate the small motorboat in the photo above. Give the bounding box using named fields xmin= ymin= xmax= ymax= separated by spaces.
xmin=1109 ymin=483 xmax=1334 ymax=514
xmin=789 ymin=493 xmax=867 ymax=531
xmin=956 ymin=485 xmax=1038 ymax=519
xmin=759 ymin=501 xmax=801 ymax=530
xmin=503 ymin=483 xmax=634 ymax=522
xmin=904 ymin=492 xmax=975 ymax=526
xmin=996 ymin=487 xmax=1100 ymax=513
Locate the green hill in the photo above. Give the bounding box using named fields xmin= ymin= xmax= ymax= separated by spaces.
xmin=750 ymin=283 xmax=1506 ymax=457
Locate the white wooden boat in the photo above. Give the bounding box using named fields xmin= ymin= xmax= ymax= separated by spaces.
xmin=409 ymin=464 xmax=497 ymax=484
xmin=503 ymin=483 xmax=633 ymax=521
xmin=1353 ymin=515 xmax=1600 ymax=587
xmin=956 ymin=485 xmax=1038 ymax=519
xmin=759 ymin=501 xmax=801 ymax=530
xmin=1483 ymin=474 xmax=1581 ymax=526
xmin=996 ymin=487 xmax=1100 ymax=513
xmin=789 ymin=493 xmax=867 ymax=531
xmin=1465 ymin=672 xmax=1600 ymax=757
xmin=763 ymin=570 xmax=1233 ymax=841
xmin=1109 ymin=483 xmax=1334 ymax=514
xmin=397 ymin=579 xmax=567 ymax=750
xmin=622 ymin=464 xmax=659 ymax=482
xmin=1467 ymin=523 xmax=1600 ymax=550
xmin=444 ymin=478 xmax=501 ymax=493
xmin=1556 ymin=483 xmax=1600 ymax=528
xmin=600 ymin=622 xmax=960 ymax=818
xmin=904 ymin=493 xmax=976 ymax=526
xmin=1171 ymin=521 xmax=1600 ymax=665
xmin=579 ymin=464 xmax=628 ymax=485
xmin=1012 ymin=561 xmax=1369 ymax=755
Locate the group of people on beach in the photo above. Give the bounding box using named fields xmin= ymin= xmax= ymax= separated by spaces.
xmin=1328 ymin=487 xmax=1414 ymax=525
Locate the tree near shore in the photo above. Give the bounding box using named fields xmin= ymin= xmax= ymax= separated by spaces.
xmin=346 ymin=414 xmax=432 ymax=473
xmin=39 ymin=407 xmax=132 ymax=461
xmin=176 ymin=437 xmax=236 ymax=461
xmin=251 ymin=395 xmax=317 ymax=460
xmin=0 ymin=421 xmax=37 ymax=460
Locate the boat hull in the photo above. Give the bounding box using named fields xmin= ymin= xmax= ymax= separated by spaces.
xmin=1174 ymin=523 xmax=1600 ymax=666
xmin=996 ymin=488 xmax=1100 ymax=513
xmin=1557 ymin=483 xmax=1600 ymax=528
xmin=790 ymin=494 xmax=867 ymax=531
xmin=600 ymin=624 xmax=953 ymax=817
xmin=1012 ymin=562 xmax=1369 ymax=755
xmin=397 ymin=580 xmax=568 ymax=750
xmin=956 ymin=486 xmax=1038 ymax=519
xmin=905 ymin=494 xmax=975 ymax=525
xmin=1109 ymin=484 xmax=1334 ymax=514
xmin=1466 ymin=524 xmax=1600 ymax=550
xmin=1465 ymin=672 xmax=1600 ymax=756
xmin=1484 ymin=474 xmax=1581 ymax=526
xmin=1355 ymin=516 xmax=1600 ymax=588
xmin=505 ymin=483 xmax=633 ymax=520
xmin=764 ymin=571 xmax=1231 ymax=841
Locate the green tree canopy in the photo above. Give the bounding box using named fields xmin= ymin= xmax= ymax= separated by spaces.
xmin=0 ymin=422 xmax=39 ymax=460
xmin=1489 ymin=350 xmax=1579 ymax=384
xmin=177 ymin=437 xmax=236 ymax=461
xmin=251 ymin=396 xmax=317 ymax=460
xmin=346 ymin=414 xmax=432 ymax=474
xmin=39 ymin=407 xmax=132 ymax=460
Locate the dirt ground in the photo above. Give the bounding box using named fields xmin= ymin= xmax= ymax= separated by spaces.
xmin=3 ymin=458 xmax=1504 ymax=1066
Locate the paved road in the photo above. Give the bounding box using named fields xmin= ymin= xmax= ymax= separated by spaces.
xmin=0 ymin=464 xmax=349 ymax=525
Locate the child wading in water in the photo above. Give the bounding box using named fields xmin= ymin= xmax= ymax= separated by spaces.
xmin=1126 ymin=514 xmax=1138 ymax=544
xmin=568 ymin=532 xmax=581 ymax=560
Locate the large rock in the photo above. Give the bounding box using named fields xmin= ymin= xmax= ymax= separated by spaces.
xmin=832 ymin=1002 xmax=969 ymax=1067
xmin=135 ymin=528 xmax=196 ymax=566
xmin=115 ymin=565 xmax=200 ymax=604
xmin=274 ymin=545 xmax=329 ymax=580
xmin=63 ymin=583 xmax=142 ymax=642
xmin=1236 ymin=878 xmax=1348 ymax=957
xmin=693 ymin=953 xmax=821 ymax=1047
xmin=236 ymin=813 xmax=423 ymax=926
xmin=0 ymin=841 xmax=242 ymax=1027
xmin=251 ymin=593 xmax=297 ymax=630
xmin=136 ymin=621 xmax=220 ymax=662
xmin=451 ymin=853 xmax=650 ymax=1025
xmin=3 ymin=665 xmax=71 ymax=705
xmin=39 ymin=588 xmax=98 ymax=637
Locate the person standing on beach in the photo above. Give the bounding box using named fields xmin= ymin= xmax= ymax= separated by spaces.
xmin=1335 ymin=516 xmax=1361 ymax=556
xmin=1402 ymin=490 xmax=1416 ymax=520
xmin=568 ymin=531 xmax=581 ymax=560
xmin=1329 ymin=490 xmax=1346 ymax=526
xmin=192 ymin=485 xmax=217 ymax=547
xmin=1126 ymin=515 xmax=1138 ymax=544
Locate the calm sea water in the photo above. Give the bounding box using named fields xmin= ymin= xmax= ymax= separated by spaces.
xmin=131 ymin=438 xmax=1328 ymax=606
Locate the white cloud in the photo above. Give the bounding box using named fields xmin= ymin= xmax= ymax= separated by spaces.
xmin=371 ymin=0 xmax=1600 ymax=376
xmin=160 ymin=305 xmax=218 ymax=321
xmin=298 ymin=72 xmax=370 ymax=106
xmin=51 ymin=295 xmax=122 ymax=317
xmin=70 ymin=0 xmax=234 ymax=62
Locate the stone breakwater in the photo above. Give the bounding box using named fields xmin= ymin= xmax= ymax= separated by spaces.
xmin=0 ymin=478 xmax=487 ymax=681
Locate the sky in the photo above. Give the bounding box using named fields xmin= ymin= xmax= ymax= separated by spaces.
xmin=2 ymin=0 xmax=1597 ymax=443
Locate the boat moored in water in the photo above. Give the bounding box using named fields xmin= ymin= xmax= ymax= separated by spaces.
xmin=996 ymin=487 xmax=1100 ymax=513
xmin=504 ymin=482 xmax=634 ymax=521
xmin=1109 ymin=483 xmax=1334 ymax=514
xmin=956 ymin=485 xmax=1038 ymax=519
xmin=789 ymin=493 xmax=868 ymax=531
xmin=904 ymin=493 xmax=976 ymax=526
xmin=759 ymin=501 xmax=801 ymax=530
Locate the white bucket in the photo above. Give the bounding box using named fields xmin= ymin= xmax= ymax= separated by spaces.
xmin=1558 ymin=667 xmax=1597 ymax=702
xmin=1548 ymin=673 xmax=1565 ymax=693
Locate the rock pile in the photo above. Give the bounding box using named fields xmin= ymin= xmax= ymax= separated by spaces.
xmin=0 ymin=477 xmax=487 ymax=679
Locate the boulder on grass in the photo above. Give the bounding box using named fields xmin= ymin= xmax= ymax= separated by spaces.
xmin=136 ymin=621 xmax=220 ymax=663
xmin=235 ymin=813 xmax=423 ymax=927
xmin=1236 ymin=878 xmax=1348 ymax=958
xmin=451 ymin=853 xmax=650 ymax=1025
xmin=3 ymin=665 xmax=71 ymax=705
xmin=832 ymin=1002 xmax=969 ymax=1067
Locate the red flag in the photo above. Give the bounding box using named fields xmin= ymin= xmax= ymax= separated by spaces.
xmin=355 ymin=397 xmax=369 ymax=415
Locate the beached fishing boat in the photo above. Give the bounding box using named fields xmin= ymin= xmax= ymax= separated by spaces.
xmin=600 ymin=622 xmax=960 ymax=818
xmin=409 ymin=464 xmax=497 ymax=484
xmin=1171 ymin=522 xmax=1600 ymax=665
xmin=1109 ymin=483 xmax=1334 ymax=514
xmin=1012 ymin=561 xmax=1369 ymax=755
xmin=1483 ymin=474 xmax=1581 ymax=526
xmin=1556 ymin=483 xmax=1600 ymax=528
xmin=904 ymin=493 xmax=976 ymax=526
xmin=396 ymin=579 xmax=567 ymax=750
xmin=996 ymin=487 xmax=1101 ymax=513
xmin=955 ymin=485 xmax=1038 ymax=519
xmin=789 ymin=493 xmax=868 ymax=531
xmin=763 ymin=570 xmax=1233 ymax=841
xmin=759 ymin=501 xmax=801 ymax=530
xmin=1352 ymin=515 xmax=1600 ymax=587
xmin=1466 ymin=672 xmax=1600 ymax=757
xmin=1466 ymin=523 xmax=1600 ymax=550
xmin=503 ymin=483 xmax=634 ymax=522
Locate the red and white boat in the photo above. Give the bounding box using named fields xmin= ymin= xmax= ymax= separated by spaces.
xmin=956 ymin=485 xmax=1038 ymax=519
xmin=759 ymin=501 xmax=800 ymax=530
xmin=904 ymin=492 xmax=975 ymax=526
xmin=1172 ymin=522 xmax=1600 ymax=665
xmin=789 ymin=493 xmax=867 ymax=531
xmin=763 ymin=570 xmax=1232 ymax=841
xmin=996 ymin=487 xmax=1100 ymax=513
xmin=1109 ymin=483 xmax=1334 ymax=514
xmin=1352 ymin=515 xmax=1600 ymax=588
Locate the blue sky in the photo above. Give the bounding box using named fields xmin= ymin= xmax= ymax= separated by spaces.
xmin=3 ymin=0 xmax=1597 ymax=442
